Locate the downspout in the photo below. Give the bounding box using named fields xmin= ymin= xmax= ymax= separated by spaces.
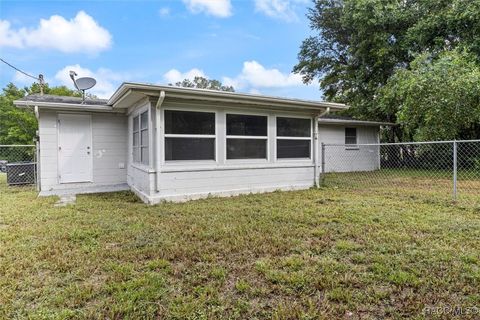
xmin=155 ymin=91 xmax=166 ymax=192
xmin=314 ymin=107 xmax=330 ymax=187
xmin=34 ymin=105 xmax=40 ymax=192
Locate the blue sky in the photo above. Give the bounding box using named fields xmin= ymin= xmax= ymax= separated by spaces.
xmin=0 ymin=0 xmax=322 ymax=99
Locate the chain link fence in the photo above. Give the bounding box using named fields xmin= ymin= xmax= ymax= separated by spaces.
xmin=321 ymin=140 xmax=480 ymax=206
xmin=0 ymin=145 xmax=37 ymax=186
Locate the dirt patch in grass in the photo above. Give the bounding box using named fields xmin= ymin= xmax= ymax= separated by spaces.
xmin=0 ymin=174 xmax=479 ymax=319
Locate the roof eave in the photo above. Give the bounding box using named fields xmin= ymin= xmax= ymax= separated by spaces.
xmin=109 ymin=82 xmax=349 ymax=111
xmin=13 ymin=100 xmax=122 ymax=113
xmin=318 ymin=119 xmax=395 ymax=126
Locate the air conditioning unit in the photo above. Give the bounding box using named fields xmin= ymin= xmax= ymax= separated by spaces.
xmin=6 ymin=162 xmax=36 ymax=185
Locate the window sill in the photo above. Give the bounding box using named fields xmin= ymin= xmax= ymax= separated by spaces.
xmin=225 ymin=159 xmax=269 ymax=164
xmin=160 ymin=162 xmax=314 ymax=173
xmin=345 ymin=146 xmax=360 ymax=150
xmin=276 ymin=158 xmax=313 ymax=162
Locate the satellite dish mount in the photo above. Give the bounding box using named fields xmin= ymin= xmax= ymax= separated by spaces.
xmin=69 ymin=70 xmax=96 ymax=103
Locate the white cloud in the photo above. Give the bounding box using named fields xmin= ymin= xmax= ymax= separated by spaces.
xmin=0 ymin=11 xmax=112 ymax=53
xmin=183 ymin=0 xmax=232 ymax=18
xmin=159 ymin=7 xmax=171 ymax=17
xmin=254 ymin=0 xmax=304 ymax=21
xmin=223 ymin=60 xmax=303 ymax=90
xmin=163 ymin=68 xmax=207 ymax=84
xmin=0 ymin=20 xmax=23 ymax=47
xmin=55 ymin=65 xmax=128 ymax=98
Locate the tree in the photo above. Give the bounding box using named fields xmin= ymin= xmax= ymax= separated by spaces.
xmin=0 ymin=82 xmax=80 ymax=145
xmin=171 ymin=76 xmax=234 ymax=92
xmin=293 ymin=0 xmax=480 ymax=141
xmin=379 ymin=50 xmax=480 ymax=141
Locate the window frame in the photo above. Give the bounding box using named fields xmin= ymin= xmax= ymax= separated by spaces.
xmin=163 ymin=108 xmax=217 ymax=163
xmin=345 ymin=127 xmax=359 ymax=150
xmin=131 ymin=108 xmax=150 ymax=166
xmin=225 ymin=112 xmax=269 ymax=162
xmin=275 ymin=115 xmax=313 ymax=161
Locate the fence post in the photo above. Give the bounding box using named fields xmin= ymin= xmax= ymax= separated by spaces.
xmin=453 ymin=140 xmax=457 ymax=201
xmin=321 ymin=143 xmax=325 ymax=186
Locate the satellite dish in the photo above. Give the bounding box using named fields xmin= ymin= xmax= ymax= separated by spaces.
xmin=75 ymin=77 xmax=96 ymax=90
xmin=69 ymin=70 xmax=97 ymax=103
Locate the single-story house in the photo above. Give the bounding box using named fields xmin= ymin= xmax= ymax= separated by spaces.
xmin=14 ymin=83 xmax=390 ymax=204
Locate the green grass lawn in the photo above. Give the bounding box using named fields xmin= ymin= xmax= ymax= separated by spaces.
xmin=1 ymin=174 xmax=480 ymax=319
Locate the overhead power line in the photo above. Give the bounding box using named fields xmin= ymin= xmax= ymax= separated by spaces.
xmin=0 ymin=57 xmax=45 ymax=94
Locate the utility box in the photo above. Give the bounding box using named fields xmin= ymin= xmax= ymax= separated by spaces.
xmin=6 ymin=162 xmax=36 ymax=185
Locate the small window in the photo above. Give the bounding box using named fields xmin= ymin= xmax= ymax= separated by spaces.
xmin=132 ymin=111 xmax=149 ymax=165
xmin=226 ymin=114 xmax=268 ymax=160
xmin=276 ymin=117 xmax=311 ymax=159
xmin=345 ymin=128 xmax=357 ymax=145
xmin=164 ymin=110 xmax=216 ymax=161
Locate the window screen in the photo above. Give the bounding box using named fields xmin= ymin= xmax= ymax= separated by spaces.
xmin=132 ymin=111 xmax=149 ymax=164
xmin=276 ymin=117 xmax=311 ymax=159
xmin=226 ymin=114 xmax=268 ymax=160
xmin=277 ymin=117 xmax=311 ymax=137
xmin=277 ymin=140 xmax=310 ymax=159
xmin=165 ymin=110 xmax=215 ymax=135
xmin=345 ymin=128 xmax=357 ymax=145
xmin=165 ymin=138 xmax=215 ymax=160
xmin=227 ymin=139 xmax=267 ymax=159
xmin=226 ymin=114 xmax=267 ymax=136
xmin=164 ymin=110 xmax=216 ymax=161
xmin=132 ymin=115 xmax=140 ymax=163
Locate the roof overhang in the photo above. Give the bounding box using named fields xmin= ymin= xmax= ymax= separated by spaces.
xmin=108 ymin=82 xmax=348 ymax=112
xmin=13 ymin=100 xmax=122 ymax=113
xmin=318 ymin=118 xmax=395 ymax=126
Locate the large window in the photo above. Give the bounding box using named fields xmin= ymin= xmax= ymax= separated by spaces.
xmin=164 ymin=110 xmax=215 ymax=161
xmin=226 ymin=114 xmax=268 ymax=159
xmin=345 ymin=127 xmax=357 ymax=145
xmin=132 ymin=110 xmax=149 ymax=165
xmin=276 ymin=117 xmax=311 ymax=159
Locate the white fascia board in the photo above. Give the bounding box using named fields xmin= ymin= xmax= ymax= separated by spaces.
xmin=13 ymin=100 xmax=124 ymax=113
xmin=109 ymin=82 xmax=349 ymax=111
xmin=318 ymin=119 xmax=394 ymax=126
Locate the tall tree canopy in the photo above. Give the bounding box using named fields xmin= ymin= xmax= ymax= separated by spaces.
xmin=380 ymin=50 xmax=480 ymax=141
xmin=294 ymin=0 xmax=480 ymax=141
xmin=0 ymin=83 xmax=80 ymax=145
xmin=171 ymin=76 xmax=235 ymax=92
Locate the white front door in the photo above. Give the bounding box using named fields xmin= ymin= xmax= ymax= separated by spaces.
xmin=58 ymin=114 xmax=93 ymax=183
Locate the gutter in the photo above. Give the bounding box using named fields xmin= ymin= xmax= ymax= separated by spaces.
xmin=155 ymin=91 xmax=166 ymax=192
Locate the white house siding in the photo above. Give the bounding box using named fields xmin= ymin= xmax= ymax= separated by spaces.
xmin=318 ymin=124 xmax=380 ymax=173
xmin=153 ymin=166 xmax=314 ymax=202
xmin=37 ymin=110 xmax=128 ymax=193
